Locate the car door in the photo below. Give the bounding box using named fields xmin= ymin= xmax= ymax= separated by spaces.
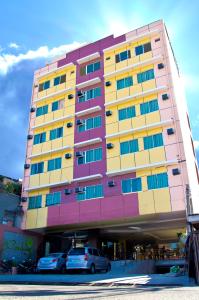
xmin=98 ymin=250 xmax=106 ymax=270
xmin=61 ymin=253 xmax=67 ymax=268
xmin=92 ymin=248 xmax=100 ymax=269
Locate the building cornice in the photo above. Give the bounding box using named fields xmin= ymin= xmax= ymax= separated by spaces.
xmin=36 ymin=63 xmax=74 ymax=80
xmin=104 ymin=86 xmax=167 ymax=108
xmin=74 ymin=138 xmax=102 ymax=148
xmin=29 ymin=145 xmax=72 ymax=159
xmin=75 ymin=106 xmax=102 ymax=117
xmin=25 ymin=180 xmax=70 ymax=192
xmin=106 ymin=160 xmax=178 ymax=177
xmin=76 ymin=77 xmax=101 ymax=89
xmin=77 ymin=52 xmax=100 ymax=64
xmin=106 ymin=119 xmax=173 ymax=139
xmin=104 ymin=55 xmax=162 ymax=78
xmin=32 ymin=114 xmax=74 ymax=129
xmin=103 ymin=29 xmax=160 ymax=53
xmin=33 ymin=87 xmax=74 ymax=103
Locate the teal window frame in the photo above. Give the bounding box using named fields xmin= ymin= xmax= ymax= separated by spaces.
xmin=122 ymin=177 xmax=142 ymax=193
xmin=135 ymin=42 xmax=151 ymax=56
xmin=137 ymin=69 xmax=154 ymax=84
xmin=76 ymin=184 xmax=103 ymax=201
xmin=116 ymin=50 xmax=131 ymax=63
xmin=28 ymin=195 xmax=42 ymax=209
xmin=78 ymin=116 xmax=102 ymax=132
xmin=86 ymin=61 xmax=100 ymax=74
xmin=120 ymin=139 xmax=139 ymax=155
xmin=46 ymin=191 xmax=61 ymax=206
xmin=36 ymin=105 xmax=48 ymax=117
xmin=51 ymin=99 xmax=64 ymax=112
xmin=53 ymin=74 xmax=66 ymax=86
xmin=30 ymin=162 xmax=44 ymax=175
xmin=47 ymin=157 xmax=62 ymax=172
xmin=140 ymin=99 xmax=159 ymax=115
xmin=49 ymin=127 xmax=63 ymax=140
xmin=118 ymin=106 xmax=136 ymax=121
xmin=33 ymin=132 xmax=46 ymax=145
xmin=143 ymin=133 xmax=163 ymax=150
xmin=38 ymin=80 xmax=50 ymax=92
xmin=78 ymin=148 xmax=102 ymax=165
xmin=147 ymin=172 xmax=168 ymax=190
xmin=117 ymin=76 xmax=133 ymax=90
xmin=78 ymin=87 xmax=101 ymax=103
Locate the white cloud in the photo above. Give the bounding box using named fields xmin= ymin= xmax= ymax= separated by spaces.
xmin=0 ymin=41 xmax=84 ymax=75
xmin=181 ymin=73 xmax=199 ymax=93
xmin=194 ymin=140 xmax=199 ymax=150
xmin=9 ymin=42 xmax=20 ymax=49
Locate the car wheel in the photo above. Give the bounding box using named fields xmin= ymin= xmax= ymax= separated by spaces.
xmin=106 ymin=263 xmax=111 ymax=273
xmin=90 ymin=264 xmax=95 ymax=274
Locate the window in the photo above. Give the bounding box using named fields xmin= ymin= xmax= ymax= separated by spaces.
xmin=33 ymin=132 xmax=46 ymax=145
xmin=143 ymin=133 xmax=163 ymax=150
xmin=51 ymin=99 xmax=64 ymax=112
xmin=50 ymin=127 xmax=63 ymax=140
xmin=47 ymin=157 xmax=62 ymax=171
xmin=46 ymin=191 xmax=61 ymax=206
xmin=54 ymin=74 xmax=66 ymax=86
xmin=117 ymin=76 xmax=133 ymax=90
xmin=120 ymin=139 xmax=139 ymax=155
xmin=76 ymin=184 xmax=103 ymax=201
xmin=122 ymin=177 xmax=142 ymax=193
xmin=118 ymin=106 xmax=136 ymax=121
xmin=137 ymin=69 xmax=154 ymax=83
xmin=86 ymin=61 xmax=100 ymax=74
xmin=135 ymin=42 xmax=152 ymax=56
xmin=115 ymin=50 xmax=131 ymax=63
xmin=38 ymin=80 xmax=50 ymax=92
xmin=28 ymin=195 xmax=42 ymax=209
xmin=147 ymin=172 xmax=168 ymax=190
xmin=78 ymin=116 xmax=102 ymax=132
xmin=78 ymin=87 xmax=101 ymax=103
xmin=78 ymin=148 xmax=102 ymax=165
xmin=36 ymin=105 xmax=48 ymax=117
xmin=140 ymin=99 xmax=159 ymax=115
xmin=30 ymin=162 xmax=44 ymax=175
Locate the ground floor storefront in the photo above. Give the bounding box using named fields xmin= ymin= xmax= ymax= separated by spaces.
xmin=39 ymin=211 xmax=187 ymax=266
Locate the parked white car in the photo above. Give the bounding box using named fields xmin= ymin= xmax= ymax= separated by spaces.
xmin=37 ymin=253 xmax=67 ymax=273
xmin=66 ymin=247 xmax=111 ymax=273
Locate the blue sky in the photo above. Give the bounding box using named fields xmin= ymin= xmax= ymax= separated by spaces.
xmin=0 ymin=0 xmax=199 ymax=179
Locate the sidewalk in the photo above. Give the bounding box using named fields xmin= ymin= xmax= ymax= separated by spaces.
xmin=0 ymin=273 xmax=195 ymax=287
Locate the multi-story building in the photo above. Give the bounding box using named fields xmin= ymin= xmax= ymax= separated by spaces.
xmin=21 ymin=20 xmax=199 ymax=259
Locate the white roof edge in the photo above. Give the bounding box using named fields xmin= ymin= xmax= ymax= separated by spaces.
xmin=36 ymin=63 xmax=74 ymax=80
xmin=76 ymin=77 xmax=101 ymax=89
xmin=74 ymin=137 xmax=102 ymax=148
xmin=106 ymin=159 xmax=178 ymax=177
xmin=75 ymin=106 xmax=102 ymax=117
xmin=25 ymin=180 xmax=70 ymax=191
xmin=105 ymin=119 xmax=173 ymax=139
xmin=103 ymin=29 xmax=160 ymax=53
xmin=29 ymin=146 xmax=72 ymax=159
xmin=104 ymin=86 xmax=167 ymax=107
xmin=104 ymin=55 xmax=162 ymax=78
xmin=73 ymin=174 xmax=103 ymax=182
xmin=77 ymin=52 xmax=100 ymax=64
xmin=32 ymin=114 xmax=74 ymax=129
xmin=33 ymin=87 xmax=74 ymax=103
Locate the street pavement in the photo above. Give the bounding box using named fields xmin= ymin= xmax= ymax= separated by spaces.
xmin=0 ymin=284 xmax=199 ymax=300
xmin=0 ymin=273 xmax=194 ymax=286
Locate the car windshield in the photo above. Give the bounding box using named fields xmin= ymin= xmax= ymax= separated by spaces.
xmin=68 ymin=248 xmax=85 ymax=255
xmin=46 ymin=253 xmax=61 ymax=257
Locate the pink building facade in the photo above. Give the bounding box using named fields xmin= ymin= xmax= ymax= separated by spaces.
xmin=21 ymin=20 xmax=199 ymax=258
